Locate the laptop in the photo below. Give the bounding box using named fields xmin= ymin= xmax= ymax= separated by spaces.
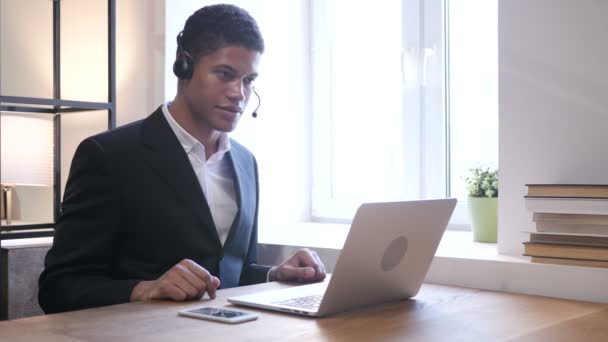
xmin=228 ymin=198 xmax=457 ymax=317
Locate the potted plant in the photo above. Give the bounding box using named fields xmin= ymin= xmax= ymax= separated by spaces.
xmin=464 ymin=167 xmax=498 ymax=243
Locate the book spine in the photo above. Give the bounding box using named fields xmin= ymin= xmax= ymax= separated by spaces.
xmin=526 ymin=184 xmax=608 ymax=199
xmin=529 ymin=256 xmax=608 ymax=268
xmin=532 ymin=213 xmax=608 ymax=225
xmin=524 ymin=243 xmax=608 ymax=261
xmin=534 ymin=223 xmax=608 ymax=235
xmin=525 ymin=198 xmax=608 ymax=215
xmin=529 ymin=234 xmax=608 ymax=247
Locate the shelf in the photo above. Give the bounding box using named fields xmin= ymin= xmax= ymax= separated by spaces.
xmin=1 ymin=220 xmax=54 ymax=230
xmin=0 ymin=95 xmax=112 ymax=114
xmin=0 ymin=236 xmax=53 ymax=249
xmin=1 ymin=224 xmax=54 ymax=239
xmin=0 ymin=220 xmax=54 ymax=240
xmin=0 ymin=0 xmax=116 ymax=242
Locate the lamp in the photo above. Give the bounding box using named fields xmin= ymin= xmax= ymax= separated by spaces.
xmin=1 ymin=114 xmax=54 ymax=225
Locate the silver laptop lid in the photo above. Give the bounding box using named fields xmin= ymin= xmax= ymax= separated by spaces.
xmin=317 ymin=198 xmax=456 ymax=316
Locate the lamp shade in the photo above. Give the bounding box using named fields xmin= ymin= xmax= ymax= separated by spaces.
xmin=1 ymin=114 xmax=54 ymax=186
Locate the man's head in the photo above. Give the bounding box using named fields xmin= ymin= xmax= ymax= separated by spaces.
xmin=173 ymin=4 xmax=264 ymax=79
xmin=171 ymin=4 xmax=264 ymax=136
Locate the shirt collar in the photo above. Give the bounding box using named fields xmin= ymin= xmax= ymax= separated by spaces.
xmin=162 ymin=102 xmax=231 ymax=160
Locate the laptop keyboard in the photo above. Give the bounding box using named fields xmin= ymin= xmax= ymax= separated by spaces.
xmin=273 ymin=294 xmax=323 ymax=310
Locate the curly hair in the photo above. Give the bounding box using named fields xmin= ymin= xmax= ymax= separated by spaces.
xmin=179 ymin=4 xmax=264 ymax=61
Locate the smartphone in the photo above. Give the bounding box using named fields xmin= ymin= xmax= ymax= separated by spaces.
xmin=177 ymin=306 xmax=259 ymax=324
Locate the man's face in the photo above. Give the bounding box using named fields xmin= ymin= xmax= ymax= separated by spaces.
xmin=182 ymin=45 xmax=261 ymax=133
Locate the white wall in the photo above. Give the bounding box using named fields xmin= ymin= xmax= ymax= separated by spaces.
xmin=116 ymin=0 xmax=165 ymax=125
xmin=1 ymin=0 xmax=164 ymax=220
xmin=498 ymin=0 xmax=608 ymax=255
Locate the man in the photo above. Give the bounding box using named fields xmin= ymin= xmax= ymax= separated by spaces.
xmin=38 ymin=4 xmax=325 ymax=314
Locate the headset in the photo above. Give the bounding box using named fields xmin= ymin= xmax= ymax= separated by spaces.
xmin=251 ymin=87 xmax=260 ymax=118
xmin=173 ymin=31 xmax=194 ymax=79
xmin=173 ymin=31 xmax=261 ymax=117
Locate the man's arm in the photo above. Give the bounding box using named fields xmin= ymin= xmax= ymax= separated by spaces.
xmin=38 ymin=138 xmax=138 ymax=313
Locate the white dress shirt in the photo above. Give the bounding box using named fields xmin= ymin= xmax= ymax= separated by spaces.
xmin=162 ymin=103 xmax=237 ymax=246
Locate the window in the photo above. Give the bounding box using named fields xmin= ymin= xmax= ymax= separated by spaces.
xmin=446 ymin=0 xmax=499 ymax=227
xmin=311 ymin=0 xmax=498 ymax=227
xmin=311 ymin=0 xmax=417 ymax=221
xmin=447 ymin=0 xmax=498 ymax=201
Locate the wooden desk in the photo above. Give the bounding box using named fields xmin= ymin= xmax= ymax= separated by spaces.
xmin=1 ymin=282 xmax=607 ymax=341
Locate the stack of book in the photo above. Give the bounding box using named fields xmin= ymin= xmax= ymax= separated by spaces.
xmin=523 ymin=184 xmax=608 ymax=268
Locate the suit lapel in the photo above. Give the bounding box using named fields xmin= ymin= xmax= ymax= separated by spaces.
xmin=140 ymin=108 xmax=220 ymax=244
xmin=223 ymin=142 xmax=255 ymax=248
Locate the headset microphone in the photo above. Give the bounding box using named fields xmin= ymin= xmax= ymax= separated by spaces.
xmin=251 ymin=87 xmax=261 ymax=118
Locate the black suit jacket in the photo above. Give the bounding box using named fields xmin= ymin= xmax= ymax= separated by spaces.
xmin=39 ymin=107 xmax=270 ymax=314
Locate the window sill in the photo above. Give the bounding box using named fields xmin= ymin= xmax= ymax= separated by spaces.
xmin=260 ymin=223 xmax=516 ymax=262
xmin=259 ymin=222 xmax=608 ymax=303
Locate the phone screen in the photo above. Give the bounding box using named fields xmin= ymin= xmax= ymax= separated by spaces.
xmin=188 ymin=307 xmax=248 ymax=318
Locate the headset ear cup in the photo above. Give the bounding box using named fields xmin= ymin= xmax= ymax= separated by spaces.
xmin=173 ymin=58 xmax=186 ymax=78
xmin=173 ymin=56 xmax=193 ymax=79
xmin=173 ymin=30 xmax=194 ymax=79
xmin=183 ymin=53 xmax=194 ymax=79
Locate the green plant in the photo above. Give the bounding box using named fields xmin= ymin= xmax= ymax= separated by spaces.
xmin=464 ymin=167 xmax=498 ymax=198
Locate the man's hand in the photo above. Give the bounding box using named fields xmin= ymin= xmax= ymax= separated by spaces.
xmin=130 ymin=259 xmax=220 ymax=302
xmin=268 ymin=248 xmax=326 ymax=283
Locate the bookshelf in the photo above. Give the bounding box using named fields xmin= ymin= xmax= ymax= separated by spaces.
xmin=0 ymin=0 xmax=116 ymax=240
